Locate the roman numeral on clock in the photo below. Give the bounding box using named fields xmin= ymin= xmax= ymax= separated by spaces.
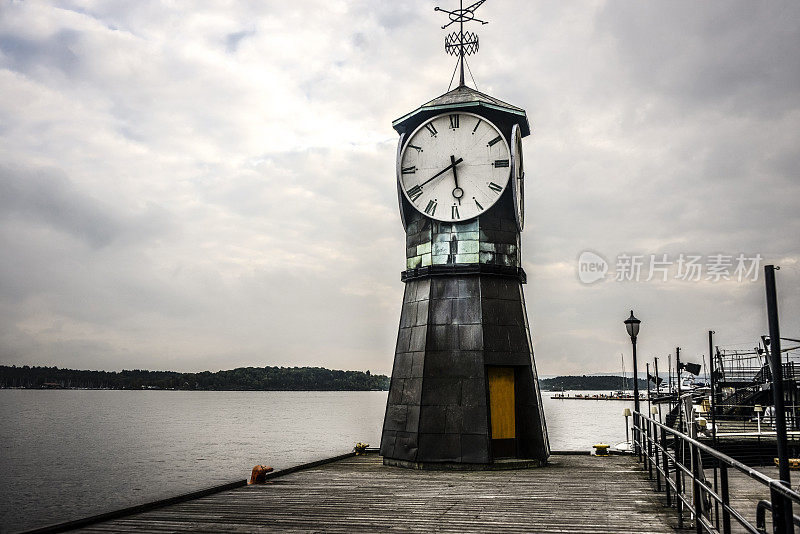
xmin=424 ymin=199 xmax=437 ymax=216
xmin=449 ymin=114 xmax=459 ymax=129
xmin=488 ymin=182 xmax=503 ymax=193
xmin=407 ymin=185 xmax=423 ymax=201
xmin=472 ymin=119 xmax=482 ymax=134
xmin=407 ymin=144 xmax=423 ymax=153
xmin=451 ymin=205 xmax=459 ymax=219
xmin=487 ymin=135 xmax=502 ymax=147
xmin=401 ymin=165 xmax=416 ymax=174
xmin=492 ymin=159 xmax=509 ymax=168
xmin=474 ymin=198 xmax=484 ymax=210
xmin=425 ymin=123 xmax=438 ymax=137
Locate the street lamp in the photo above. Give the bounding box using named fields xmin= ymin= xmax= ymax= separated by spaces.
xmin=624 ymin=310 xmax=642 ymax=457
xmin=623 ymin=408 xmax=632 ymax=445
xmin=754 ymin=404 xmax=763 ymax=435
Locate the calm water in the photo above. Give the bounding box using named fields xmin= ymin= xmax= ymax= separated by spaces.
xmin=0 ymin=389 xmax=633 ymax=533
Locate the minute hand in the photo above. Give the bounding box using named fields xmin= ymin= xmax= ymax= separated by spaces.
xmin=418 ymin=157 xmax=464 ymax=187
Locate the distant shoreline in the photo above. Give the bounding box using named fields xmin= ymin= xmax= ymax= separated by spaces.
xmin=0 ymin=365 xmax=390 ymax=391
xmin=3 ymin=366 xmax=649 ymax=393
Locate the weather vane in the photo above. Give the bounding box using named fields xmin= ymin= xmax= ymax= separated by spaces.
xmin=434 ymin=0 xmax=488 ymax=89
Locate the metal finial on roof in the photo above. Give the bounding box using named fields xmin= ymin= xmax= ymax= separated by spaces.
xmin=434 ymin=0 xmax=488 ymax=88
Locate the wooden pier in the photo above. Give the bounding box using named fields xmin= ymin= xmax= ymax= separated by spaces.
xmin=62 ymin=453 xmax=681 ymax=533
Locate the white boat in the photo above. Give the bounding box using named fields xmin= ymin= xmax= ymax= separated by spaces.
xmin=613 ymin=440 xmax=632 ymax=453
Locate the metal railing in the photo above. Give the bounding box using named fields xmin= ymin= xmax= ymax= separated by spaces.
xmin=633 ymin=411 xmax=800 ymax=533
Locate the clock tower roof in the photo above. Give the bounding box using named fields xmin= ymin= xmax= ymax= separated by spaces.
xmin=392 ymin=85 xmax=530 ymax=137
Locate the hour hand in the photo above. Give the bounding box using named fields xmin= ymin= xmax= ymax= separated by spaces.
xmin=419 ymin=157 xmax=463 ymax=187
xmin=450 ymin=155 xmax=463 ymax=204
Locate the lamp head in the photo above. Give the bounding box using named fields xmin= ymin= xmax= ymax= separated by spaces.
xmin=624 ymin=310 xmax=641 ymax=339
xmin=622 ymin=408 xmax=632 ymax=417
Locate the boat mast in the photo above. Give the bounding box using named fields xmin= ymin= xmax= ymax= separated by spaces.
xmin=621 ymin=353 xmax=626 ymax=393
xmin=668 ymin=354 xmax=672 ymax=393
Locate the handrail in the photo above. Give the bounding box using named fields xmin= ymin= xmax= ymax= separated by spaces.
xmin=633 ymin=410 xmax=799 ymax=533
xmin=640 ymin=411 xmax=800 ymax=502
xmin=757 ymin=500 xmax=800 ymax=532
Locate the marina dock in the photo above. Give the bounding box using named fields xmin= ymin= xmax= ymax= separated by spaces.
xmin=44 ymin=452 xmax=679 ymax=533
xmin=550 ymin=393 xmax=643 ymax=401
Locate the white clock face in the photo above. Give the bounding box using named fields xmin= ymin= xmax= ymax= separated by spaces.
xmin=398 ymin=112 xmax=511 ymax=222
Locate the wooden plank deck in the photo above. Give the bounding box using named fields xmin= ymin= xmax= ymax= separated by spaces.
xmin=74 ymin=453 xmax=681 ymax=533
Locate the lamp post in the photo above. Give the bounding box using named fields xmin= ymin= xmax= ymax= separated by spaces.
xmin=624 ymin=310 xmax=641 ymax=458
xmin=764 ymin=264 xmax=792 ymax=532
xmin=623 ymin=408 xmax=631 ymax=446
xmin=754 ymin=404 xmax=763 ymax=435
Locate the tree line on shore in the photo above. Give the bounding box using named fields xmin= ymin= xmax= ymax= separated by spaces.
xmin=1 ymin=366 xmax=648 ymax=392
xmin=0 ymin=365 xmax=390 ymax=391
xmin=540 ymin=375 xmax=648 ymax=391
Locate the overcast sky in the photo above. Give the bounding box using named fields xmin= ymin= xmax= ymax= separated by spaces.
xmin=1 ymin=1 xmax=799 ymax=376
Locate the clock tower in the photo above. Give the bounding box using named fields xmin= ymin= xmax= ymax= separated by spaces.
xmin=380 ymin=1 xmax=549 ymax=467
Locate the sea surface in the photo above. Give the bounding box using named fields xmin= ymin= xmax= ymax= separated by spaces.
xmin=0 ymin=389 xmax=634 ymax=533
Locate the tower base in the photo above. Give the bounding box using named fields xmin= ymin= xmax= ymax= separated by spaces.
xmin=380 ymin=274 xmax=549 ymax=465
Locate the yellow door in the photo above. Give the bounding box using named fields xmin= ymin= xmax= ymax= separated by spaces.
xmin=488 ymin=367 xmax=516 ymax=457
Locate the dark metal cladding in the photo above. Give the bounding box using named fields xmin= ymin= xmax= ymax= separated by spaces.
xmin=381 ymin=94 xmax=549 ymax=467
xmin=379 ymin=274 xmax=550 ymax=464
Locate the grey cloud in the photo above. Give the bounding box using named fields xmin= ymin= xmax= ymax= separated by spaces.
xmin=0 ymin=164 xmax=170 ymax=249
xmin=0 ymin=29 xmax=83 ymax=78
xmin=1 ymin=164 xmax=124 ymax=247
xmin=596 ymin=2 xmax=800 ymax=115
xmin=225 ymin=29 xmax=255 ymax=54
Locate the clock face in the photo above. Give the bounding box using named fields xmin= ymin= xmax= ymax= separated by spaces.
xmin=511 ymin=123 xmax=524 ymax=231
xmin=398 ymin=112 xmax=511 ymax=222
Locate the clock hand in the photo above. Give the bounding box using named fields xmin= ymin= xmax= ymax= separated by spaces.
xmin=450 ymin=155 xmax=463 ymax=205
xmin=418 ymin=157 xmax=464 ymax=187
xmin=450 ymin=155 xmax=460 ymax=189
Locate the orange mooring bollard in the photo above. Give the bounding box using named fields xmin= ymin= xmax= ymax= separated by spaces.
xmin=249 ymin=465 xmax=274 ymax=484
